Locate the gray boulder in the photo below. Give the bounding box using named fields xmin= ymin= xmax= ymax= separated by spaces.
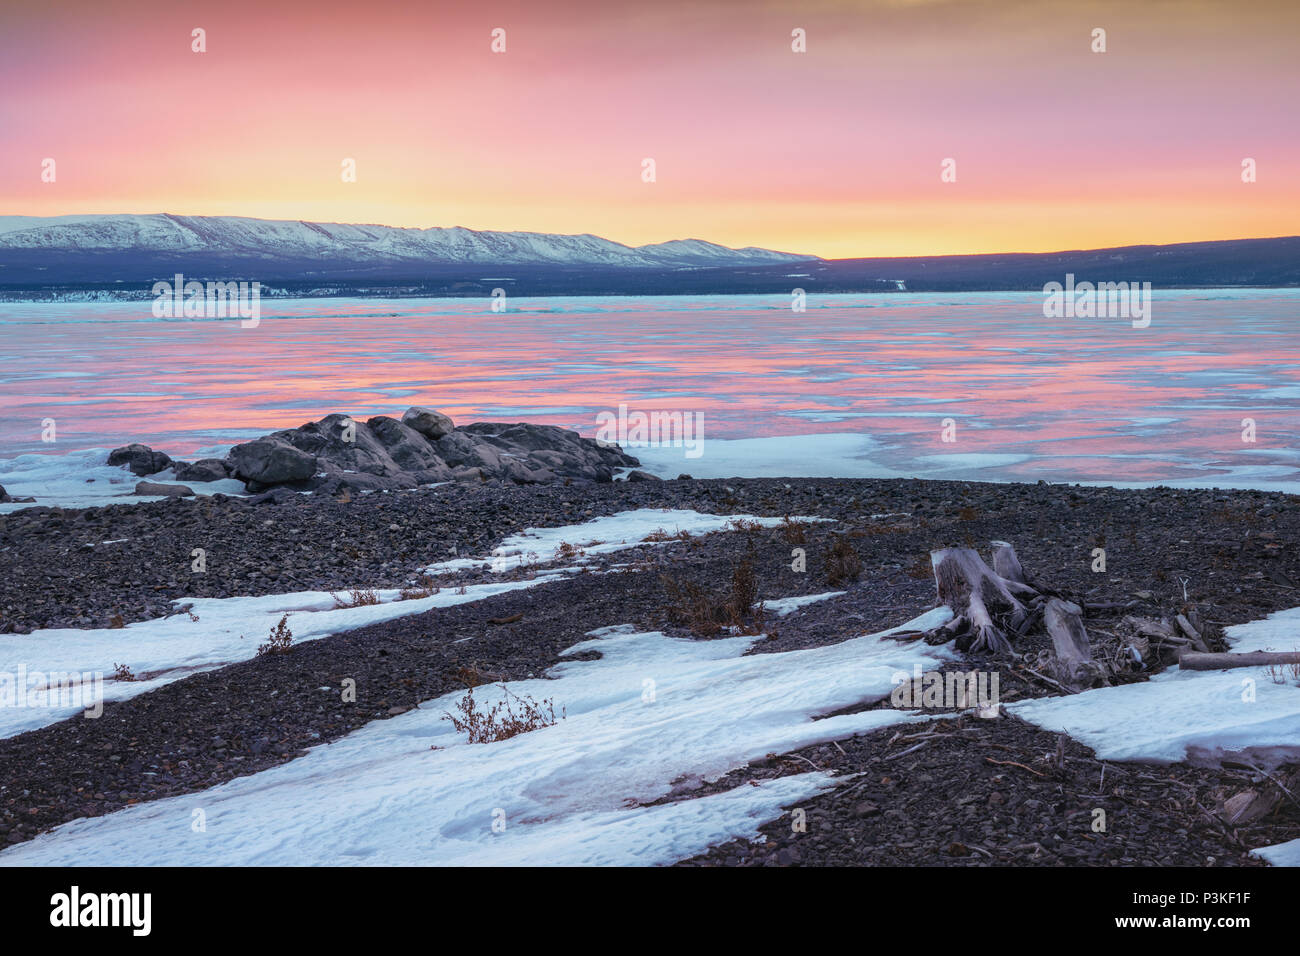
xmin=366 ymin=416 xmax=453 ymax=476
xmin=135 ymin=480 xmax=195 ymax=497
xmin=625 ymin=470 xmax=662 ymax=482
xmin=435 ymin=431 xmax=504 ymax=472
xmin=172 ymin=458 xmax=230 ymax=483
xmin=228 ymin=439 xmax=318 ymax=484
xmin=401 ymin=406 xmax=455 ymax=440
xmin=107 ymin=443 xmax=172 ymax=477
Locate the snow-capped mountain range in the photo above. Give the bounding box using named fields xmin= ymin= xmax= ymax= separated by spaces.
xmin=0 ymin=214 xmax=815 ymax=269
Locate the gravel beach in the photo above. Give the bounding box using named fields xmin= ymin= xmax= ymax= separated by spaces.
xmin=1 ymin=476 xmax=1298 ymax=863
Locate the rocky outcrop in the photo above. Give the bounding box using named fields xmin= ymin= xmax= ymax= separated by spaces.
xmin=172 ymin=459 xmax=230 ymax=483
xmin=112 ymin=408 xmax=639 ymax=495
xmin=107 ymin=443 xmax=172 ymax=477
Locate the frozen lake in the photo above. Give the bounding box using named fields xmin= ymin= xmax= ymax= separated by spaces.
xmin=2 ymin=289 xmax=1298 ymax=497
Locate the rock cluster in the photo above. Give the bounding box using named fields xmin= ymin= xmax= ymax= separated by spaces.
xmin=107 ymin=407 xmax=640 ymax=494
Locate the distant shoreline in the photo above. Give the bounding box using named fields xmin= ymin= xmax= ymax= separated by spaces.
xmin=2 ymin=233 xmax=1297 ymax=300
xmin=3 ymin=282 xmax=1298 ymax=305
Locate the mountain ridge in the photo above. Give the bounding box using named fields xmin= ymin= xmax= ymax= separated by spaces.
xmin=0 ymin=213 xmax=816 ymax=269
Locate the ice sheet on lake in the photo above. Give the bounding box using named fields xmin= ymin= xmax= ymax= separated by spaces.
xmin=0 ymin=448 xmax=244 ymax=513
xmin=0 ymin=607 xmax=955 ymax=866
xmin=631 ymin=433 xmax=899 ymax=480
xmin=1010 ymin=607 xmax=1300 ymax=767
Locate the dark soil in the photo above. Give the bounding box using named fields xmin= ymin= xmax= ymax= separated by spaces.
xmin=676 ymin=712 xmax=1297 ymax=866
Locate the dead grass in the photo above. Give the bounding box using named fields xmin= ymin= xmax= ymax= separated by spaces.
xmin=780 ymin=517 xmax=808 ymax=546
xmin=399 ymin=575 xmax=441 ymax=601
xmin=824 ymin=535 xmax=863 ymax=586
xmin=256 ymin=615 xmax=294 ymax=656
xmin=1265 ymin=651 xmax=1300 ymax=685
xmin=442 ymin=685 xmax=564 ymax=744
xmin=111 ymin=662 xmax=136 ymax=682
xmin=660 ymin=547 xmax=765 ymax=637
xmin=331 ymin=588 xmax=381 ymax=609
xmin=644 ymin=528 xmax=692 ymax=543
xmin=906 ymin=554 xmax=934 ymax=580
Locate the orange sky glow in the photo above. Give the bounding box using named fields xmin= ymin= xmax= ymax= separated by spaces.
xmin=2 ymin=0 xmax=1296 ymax=258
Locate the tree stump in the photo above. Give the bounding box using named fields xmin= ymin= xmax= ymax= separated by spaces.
xmin=923 ymin=542 xmax=1099 ymax=689
xmin=927 ymin=545 xmax=1037 ymax=656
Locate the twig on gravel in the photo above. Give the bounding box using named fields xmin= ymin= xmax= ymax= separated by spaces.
xmin=887 ymin=741 xmax=929 ymax=761
xmin=985 ymin=756 xmax=1047 ymax=777
xmin=1242 ymin=763 xmax=1300 ymax=812
xmin=1019 ymin=665 xmax=1070 ymax=694
xmin=782 ymin=754 xmax=824 ymax=772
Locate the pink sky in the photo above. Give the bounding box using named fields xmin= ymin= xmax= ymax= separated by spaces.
xmin=2 ymin=0 xmax=1296 ymax=257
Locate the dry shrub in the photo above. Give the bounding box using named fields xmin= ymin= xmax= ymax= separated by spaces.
xmin=257 ymin=615 xmax=294 ymax=656
xmin=730 ymin=550 xmax=759 ymax=617
xmin=442 ymin=685 xmax=564 ymax=744
xmin=1265 ymin=654 xmax=1300 ymax=685
xmin=331 ymin=588 xmax=381 ymax=609
xmin=958 ymin=506 xmax=979 ymax=521
xmin=112 ymin=662 xmax=136 ymax=682
xmin=780 ymin=517 xmax=808 ymax=545
xmin=660 ymin=548 xmax=765 ymax=636
xmin=399 ymin=575 xmax=441 ymax=601
xmin=644 ymin=528 xmax=691 ymax=543
xmin=450 ymin=664 xmax=486 ymax=688
xmin=727 ymin=518 xmax=765 ymax=533
xmin=824 ymin=535 xmax=862 ymax=585
xmin=554 ymin=541 xmax=586 ymax=559
xmin=906 ymin=554 xmax=933 ymax=580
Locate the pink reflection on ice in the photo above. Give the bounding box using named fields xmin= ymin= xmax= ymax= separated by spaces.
xmin=2 ymin=291 xmax=1298 ymax=485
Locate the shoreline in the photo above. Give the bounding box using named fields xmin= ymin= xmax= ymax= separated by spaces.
xmin=3 ymin=474 xmax=1299 ymax=632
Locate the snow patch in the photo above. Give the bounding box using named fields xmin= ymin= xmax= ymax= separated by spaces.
xmin=1009 ymin=607 xmax=1300 ymax=767
xmin=424 ymin=509 xmax=826 ymax=575
xmin=0 ymin=608 xmax=954 ymax=866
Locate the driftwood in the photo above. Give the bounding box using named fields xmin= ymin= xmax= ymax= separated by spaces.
xmin=1179 ymin=651 xmax=1300 ymax=672
xmin=922 ymin=543 xmax=1100 ymax=691
xmin=1043 ymin=598 xmax=1096 ymax=688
